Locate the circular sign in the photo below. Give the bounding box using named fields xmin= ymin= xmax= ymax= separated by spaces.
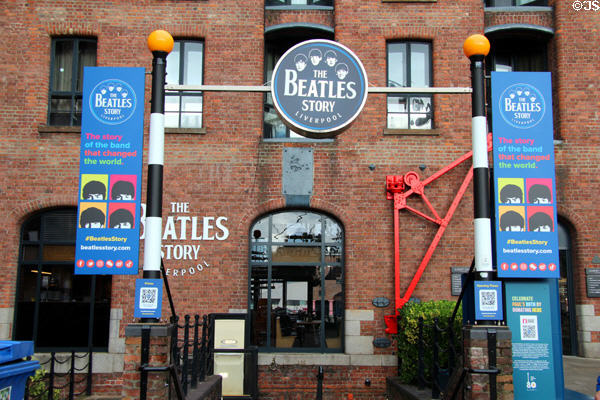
xmin=271 ymin=40 xmax=368 ymax=138
xmin=89 ymin=79 xmax=137 ymax=125
xmin=498 ymin=83 xmax=545 ymax=130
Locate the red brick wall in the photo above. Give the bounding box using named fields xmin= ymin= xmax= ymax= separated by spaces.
xmin=258 ymin=365 xmax=395 ymax=399
xmin=1 ymin=0 xmax=600 ymax=396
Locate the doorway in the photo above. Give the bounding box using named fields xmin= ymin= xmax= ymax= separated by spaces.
xmin=558 ymin=220 xmax=578 ymax=355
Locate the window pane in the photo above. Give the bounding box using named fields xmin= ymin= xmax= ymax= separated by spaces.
xmin=77 ymin=40 xmax=97 ymax=91
xmin=166 ymin=42 xmax=181 ymax=85
xmin=271 ymin=212 xmax=323 ymax=242
xmin=182 ymin=96 xmax=203 ymax=112
xmin=49 ymin=97 xmax=72 ymax=125
xmin=43 ymin=245 xmax=75 ymax=261
xmin=74 ymin=97 xmax=83 ymax=125
xmin=324 ymin=265 xmax=342 ymax=349
xmin=184 ymin=42 xmax=203 ymax=85
xmin=52 ymin=40 xmax=73 ymax=92
xmin=165 ymin=96 xmax=181 ymax=128
xmin=250 ymin=266 xmax=268 ymax=346
xmin=325 ymin=246 xmax=342 ymax=263
xmin=21 ymin=246 xmax=39 ymax=261
xmin=181 ymin=113 xmax=203 ymax=128
xmin=410 ymin=43 xmax=430 ymax=87
xmin=387 ymin=96 xmax=407 ymax=113
xmin=251 ymin=218 xmax=269 ymax=242
xmin=324 ymin=218 xmax=343 ymax=242
xmin=388 ymin=113 xmax=408 ymax=129
xmin=272 ymin=246 xmax=321 ymax=263
xmin=411 ymin=113 xmax=432 ymax=129
xmin=388 ymin=43 xmax=407 ymax=87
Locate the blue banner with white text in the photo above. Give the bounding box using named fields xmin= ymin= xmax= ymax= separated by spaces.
xmin=491 ymin=72 xmax=559 ymax=278
xmin=75 ymin=67 xmax=145 ymax=275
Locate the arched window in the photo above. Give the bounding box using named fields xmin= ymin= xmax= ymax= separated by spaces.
xmin=249 ymin=210 xmax=343 ymax=352
xmin=14 ymin=208 xmax=112 ymax=351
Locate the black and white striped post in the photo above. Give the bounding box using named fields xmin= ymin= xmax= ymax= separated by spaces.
xmin=464 ymin=35 xmax=494 ymax=283
xmin=143 ymin=31 xmax=173 ymax=290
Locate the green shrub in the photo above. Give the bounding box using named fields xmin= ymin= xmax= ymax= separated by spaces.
xmin=394 ymin=300 xmax=462 ymax=384
xmin=27 ymin=369 xmax=60 ymax=400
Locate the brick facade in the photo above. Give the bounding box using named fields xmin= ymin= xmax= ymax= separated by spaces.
xmin=1 ymin=0 xmax=599 ymax=397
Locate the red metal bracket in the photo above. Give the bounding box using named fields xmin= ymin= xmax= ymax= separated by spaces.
xmin=384 ymin=134 xmax=492 ymax=334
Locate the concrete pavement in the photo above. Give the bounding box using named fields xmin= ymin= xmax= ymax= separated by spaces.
xmin=564 ymin=355 xmax=600 ymax=399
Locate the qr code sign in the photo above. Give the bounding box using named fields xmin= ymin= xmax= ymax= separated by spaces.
xmin=0 ymin=386 xmax=11 ymax=400
xmin=139 ymin=287 xmax=158 ymax=309
xmin=479 ymin=290 xmax=498 ymax=312
xmin=520 ymin=315 xmax=539 ymax=341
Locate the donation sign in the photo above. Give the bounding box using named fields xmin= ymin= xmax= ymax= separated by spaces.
xmin=271 ymin=39 xmax=368 ymax=138
xmin=491 ymin=72 xmax=559 ymax=278
xmin=75 ymin=67 xmax=145 ymax=275
xmin=505 ymin=280 xmax=564 ymax=399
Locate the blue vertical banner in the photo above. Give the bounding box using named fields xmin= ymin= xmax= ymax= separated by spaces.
xmin=75 ymin=67 xmax=145 ymax=275
xmin=505 ymin=280 xmax=564 ymax=399
xmin=491 ymin=72 xmax=559 ymax=278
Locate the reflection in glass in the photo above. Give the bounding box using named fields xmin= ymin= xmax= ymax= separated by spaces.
xmin=165 ymin=40 xmax=203 ymax=128
xmin=249 ymin=211 xmax=343 ymax=351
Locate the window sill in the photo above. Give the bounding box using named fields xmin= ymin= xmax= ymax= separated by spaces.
xmin=38 ymin=125 xmax=80 ymax=135
xmin=165 ymin=127 xmax=207 ymax=135
xmin=265 ymin=5 xmax=334 ymax=11
xmin=384 ymin=128 xmax=439 ymax=136
xmin=484 ymin=6 xmax=552 ymax=12
xmin=262 ymin=137 xmax=335 ymax=143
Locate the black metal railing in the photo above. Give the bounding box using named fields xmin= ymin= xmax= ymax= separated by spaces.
xmin=25 ymin=351 xmax=93 ymax=400
xmin=169 ymin=314 xmax=213 ymax=396
xmin=441 ymin=260 xmax=500 ymax=400
xmin=413 ymin=316 xmax=461 ymax=399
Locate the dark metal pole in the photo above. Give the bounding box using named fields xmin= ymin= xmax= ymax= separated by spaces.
xmin=142 ymin=30 xmax=173 ymax=321
xmin=469 ymin=52 xmax=493 ymax=281
xmin=316 ymin=366 xmax=324 ymax=400
xmin=140 ymin=326 xmax=151 ymax=400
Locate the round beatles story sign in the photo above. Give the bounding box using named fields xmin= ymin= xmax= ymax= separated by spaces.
xmin=271 ymin=39 xmax=368 ymax=138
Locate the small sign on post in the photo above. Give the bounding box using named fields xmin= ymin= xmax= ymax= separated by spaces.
xmin=134 ymin=279 xmax=164 ymax=319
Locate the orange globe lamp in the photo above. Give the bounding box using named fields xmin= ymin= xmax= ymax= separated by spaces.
xmin=463 ymin=34 xmax=490 ymax=58
xmin=147 ymin=30 xmax=174 ymax=54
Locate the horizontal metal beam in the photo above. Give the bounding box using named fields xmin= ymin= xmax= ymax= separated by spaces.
xmin=165 ymin=84 xmax=472 ymax=94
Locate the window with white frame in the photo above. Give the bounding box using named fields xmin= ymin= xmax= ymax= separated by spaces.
xmin=387 ymin=41 xmax=433 ymax=130
xmin=165 ymin=40 xmax=204 ymax=129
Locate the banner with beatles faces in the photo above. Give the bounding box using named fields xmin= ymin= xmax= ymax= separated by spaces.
xmin=492 ymin=72 xmax=559 ymax=278
xmin=75 ymin=67 xmax=145 ymax=275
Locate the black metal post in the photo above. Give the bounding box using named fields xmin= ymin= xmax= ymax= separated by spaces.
xmin=488 ymin=329 xmax=497 ymax=400
xmin=87 ymin=350 xmax=93 ymax=395
xmin=69 ymin=351 xmax=75 ymax=400
xmin=432 ymin=318 xmax=440 ymax=399
xmin=142 ymin=31 xmax=173 ymax=321
xmin=316 ymin=366 xmax=324 ymax=400
xmin=140 ymin=326 xmax=150 ymax=400
xmin=48 ymin=353 xmax=55 ymax=400
xmin=199 ymin=315 xmax=208 ymax=381
xmin=417 ymin=317 xmax=425 ymax=390
xmin=191 ymin=315 xmax=200 ymax=388
xmin=182 ymin=315 xmax=190 ymax=394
